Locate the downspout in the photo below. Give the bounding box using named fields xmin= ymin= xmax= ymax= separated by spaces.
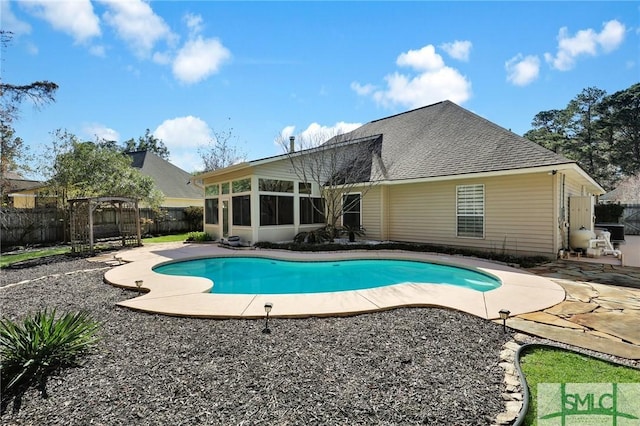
xmin=559 ymin=173 xmax=567 ymax=251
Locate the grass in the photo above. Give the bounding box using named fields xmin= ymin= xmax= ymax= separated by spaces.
xmin=0 ymin=247 xmax=70 ymax=269
xmin=0 ymin=233 xmax=189 ymax=268
xmin=519 ymin=346 xmax=640 ymax=425
xmin=141 ymin=233 xmax=190 ymax=243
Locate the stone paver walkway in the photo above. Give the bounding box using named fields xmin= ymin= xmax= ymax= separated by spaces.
xmin=511 ymin=260 xmax=640 ymax=359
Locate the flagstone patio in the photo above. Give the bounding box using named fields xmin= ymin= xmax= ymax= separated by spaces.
xmin=516 ymin=260 xmax=640 ymax=359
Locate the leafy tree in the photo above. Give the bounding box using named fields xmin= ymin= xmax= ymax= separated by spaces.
xmin=524 ymin=86 xmax=636 ymax=189
xmin=565 ymin=87 xmax=612 ymax=184
xmin=123 ymin=129 xmax=170 ymax=159
xmin=197 ymin=127 xmax=247 ymax=172
xmin=0 ymin=30 xmax=58 ymax=199
xmin=41 ymin=129 xmax=164 ymax=209
xmin=0 ymin=123 xmax=27 ymax=203
xmin=523 ymin=109 xmax=572 ymax=154
xmin=598 ymin=83 xmax=640 ymax=176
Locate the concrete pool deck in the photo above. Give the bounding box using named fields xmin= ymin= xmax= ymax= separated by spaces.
xmin=102 ymin=242 xmax=564 ymax=320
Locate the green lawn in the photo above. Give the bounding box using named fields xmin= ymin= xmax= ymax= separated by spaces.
xmin=1 ymin=234 xmax=189 ymax=268
xmin=520 ymin=346 xmax=640 ymax=425
xmin=141 ymin=233 xmax=189 ymax=243
xmin=0 ymin=247 xmax=71 ymax=268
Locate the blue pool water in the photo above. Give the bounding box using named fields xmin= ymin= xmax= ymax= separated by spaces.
xmin=153 ymin=257 xmax=501 ymax=294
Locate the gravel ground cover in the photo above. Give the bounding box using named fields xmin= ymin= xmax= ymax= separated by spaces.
xmin=1 ymin=258 xmax=512 ymax=425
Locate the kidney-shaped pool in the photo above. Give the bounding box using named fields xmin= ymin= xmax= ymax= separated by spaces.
xmin=153 ymin=257 xmax=501 ymax=294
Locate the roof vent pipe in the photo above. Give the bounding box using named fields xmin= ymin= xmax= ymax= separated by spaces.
xmin=289 ymin=136 xmax=295 ymax=153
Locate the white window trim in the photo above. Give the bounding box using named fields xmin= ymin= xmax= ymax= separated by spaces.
xmin=456 ymin=184 xmax=485 ymax=239
xmin=341 ymin=192 xmax=362 ymax=228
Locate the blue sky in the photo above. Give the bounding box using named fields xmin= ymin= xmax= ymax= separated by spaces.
xmin=3 ymin=1 xmax=638 ymax=176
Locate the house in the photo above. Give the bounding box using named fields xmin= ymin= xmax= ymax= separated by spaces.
xmin=6 ymin=151 xmax=203 ymax=209
xmin=126 ymin=150 xmax=203 ymax=208
xmin=2 ymin=172 xmax=52 ymax=208
xmin=199 ymin=100 xmax=604 ymax=257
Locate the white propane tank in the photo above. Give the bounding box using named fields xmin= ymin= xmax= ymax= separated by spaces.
xmin=570 ymin=227 xmax=596 ymax=251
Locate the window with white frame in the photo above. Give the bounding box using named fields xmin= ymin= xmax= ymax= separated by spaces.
xmin=456 ymin=184 xmax=484 ymax=238
xmin=205 ymin=184 xmax=219 ymax=225
xmin=342 ymin=193 xmax=361 ymax=229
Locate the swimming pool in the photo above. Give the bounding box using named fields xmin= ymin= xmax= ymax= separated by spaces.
xmin=153 ymin=257 xmax=501 ymax=294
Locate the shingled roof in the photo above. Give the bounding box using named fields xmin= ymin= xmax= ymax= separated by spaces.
xmin=339 ymin=100 xmax=575 ymax=182
xmin=126 ymin=151 xmax=201 ymax=200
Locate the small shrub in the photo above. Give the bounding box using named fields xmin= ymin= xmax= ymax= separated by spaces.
xmin=293 ymin=226 xmax=333 ymax=244
xmin=184 ymin=206 xmax=204 ymax=232
xmin=0 ymin=309 xmax=101 ymax=413
xmin=186 ymin=231 xmax=213 ymax=242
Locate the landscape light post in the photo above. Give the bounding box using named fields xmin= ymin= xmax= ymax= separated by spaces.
xmin=263 ymin=302 xmax=273 ymax=334
xmin=135 ymin=280 xmax=143 ymax=296
xmin=499 ymin=309 xmax=510 ymax=332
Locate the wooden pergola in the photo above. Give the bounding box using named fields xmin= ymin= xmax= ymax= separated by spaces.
xmin=68 ymin=196 xmax=142 ymax=255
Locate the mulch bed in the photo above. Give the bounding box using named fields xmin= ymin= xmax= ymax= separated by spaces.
xmin=1 ymin=259 xmax=511 ymax=425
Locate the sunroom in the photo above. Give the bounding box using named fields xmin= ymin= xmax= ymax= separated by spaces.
xmin=200 ymin=160 xmax=330 ymax=245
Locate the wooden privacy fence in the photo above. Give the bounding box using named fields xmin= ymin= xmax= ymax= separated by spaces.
xmin=622 ymin=204 xmax=640 ymax=235
xmin=1 ymin=206 xmax=200 ymax=248
xmin=0 ymin=208 xmax=66 ymax=247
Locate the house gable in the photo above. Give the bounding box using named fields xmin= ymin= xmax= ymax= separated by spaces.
xmin=126 ymin=151 xmax=202 ymax=205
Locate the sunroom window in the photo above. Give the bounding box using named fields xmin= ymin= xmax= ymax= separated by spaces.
xmin=260 ymin=195 xmax=294 ymax=226
xmin=232 ymin=195 xmax=251 ymax=226
xmin=205 ymin=198 xmax=218 ymax=224
xmin=300 ymin=197 xmax=325 ymax=224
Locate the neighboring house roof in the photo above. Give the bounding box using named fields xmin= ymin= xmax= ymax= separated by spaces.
xmin=2 ymin=171 xmax=44 ymax=193
xmin=4 ymin=178 xmax=45 ymax=193
xmin=599 ymin=173 xmax=640 ymax=204
xmin=126 ymin=151 xmax=202 ymax=200
xmin=200 ymin=100 xmax=603 ymax=192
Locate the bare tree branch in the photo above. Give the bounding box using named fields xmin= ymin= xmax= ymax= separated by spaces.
xmin=279 ymin=129 xmax=388 ymax=235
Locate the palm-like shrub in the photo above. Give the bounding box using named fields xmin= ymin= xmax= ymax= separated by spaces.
xmin=0 ymin=309 xmax=101 ymax=413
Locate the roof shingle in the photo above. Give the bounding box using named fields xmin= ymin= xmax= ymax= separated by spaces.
xmin=340 ymin=100 xmax=574 ymax=181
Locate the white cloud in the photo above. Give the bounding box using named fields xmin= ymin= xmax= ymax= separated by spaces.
xmin=277 ymin=122 xmax=362 ymax=149
xmin=350 ymin=82 xmax=376 ymax=96
xmin=505 ymin=54 xmax=540 ymax=86
xmin=21 ymin=0 xmax=100 ymax=43
xmin=2 ymin=0 xmax=32 ymax=36
xmin=154 ymin=116 xmax=213 ymax=150
xmin=396 ymin=45 xmax=444 ymax=71
xmin=84 ymin=123 xmax=120 ymax=142
xmin=545 ymin=19 xmax=626 ymax=71
xmin=352 ymin=43 xmax=472 ymax=109
xmin=184 ymin=13 xmax=204 ymax=37
xmin=168 ymin=151 xmax=203 ymax=174
xmin=597 ymin=20 xmax=626 ymax=52
xmin=172 ymin=36 xmax=231 ymax=84
xmin=100 ymin=0 xmax=176 ymax=57
xmin=440 ymin=40 xmax=472 ymax=61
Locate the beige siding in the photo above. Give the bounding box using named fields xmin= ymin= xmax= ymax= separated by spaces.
xmin=253 ymin=159 xmax=299 ymax=181
xmin=361 ymin=186 xmax=382 ymax=239
xmin=386 ymin=173 xmax=556 ymax=256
